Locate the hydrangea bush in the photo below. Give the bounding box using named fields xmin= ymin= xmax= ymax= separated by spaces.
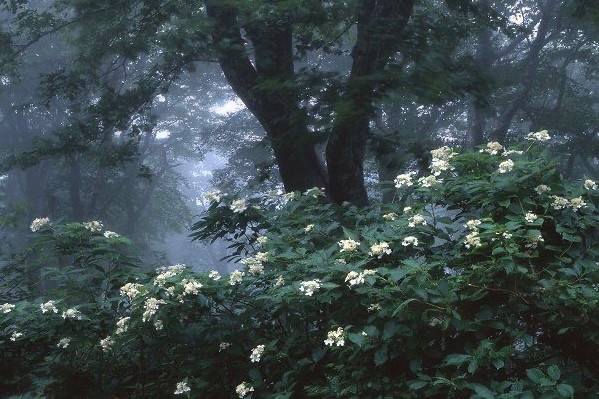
xmin=1 ymin=138 xmax=598 ymax=398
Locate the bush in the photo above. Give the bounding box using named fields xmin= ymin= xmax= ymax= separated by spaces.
xmin=1 ymin=137 xmax=598 ymax=398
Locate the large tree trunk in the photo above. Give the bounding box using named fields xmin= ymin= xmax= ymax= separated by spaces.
xmin=206 ymin=0 xmax=413 ymax=205
xmin=206 ymin=3 xmax=327 ymax=194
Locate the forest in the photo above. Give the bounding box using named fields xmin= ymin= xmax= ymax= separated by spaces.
xmin=0 ymin=0 xmax=598 ymax=397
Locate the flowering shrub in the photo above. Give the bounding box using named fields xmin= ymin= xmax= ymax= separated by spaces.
xmin=1 ymin=139 xmax=598 ymax=397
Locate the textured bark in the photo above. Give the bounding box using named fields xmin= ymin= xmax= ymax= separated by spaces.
xmin=326 ymin=0 xmax=414 ymax=205
xmin=206 ymin=3 xmax=327 ymax=194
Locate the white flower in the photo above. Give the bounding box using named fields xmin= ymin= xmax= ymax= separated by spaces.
xmin=219 ymin=342 xmax=231 ymax=351
xmin=304 ymin=187 xmax=324 ymax=197
xmin=382 ymin=212 xmax=398 ymax=221
xmin=57 ymin=337 xmax=71 ymax=349
xmin=526 ymin=129 xmax=551 ymax=142
xmin=584 ymin=179 xmax=597 ymax=191
xmin=1 ymin=303 xmax=15 ymax=313
xmin=551 ymin=196 xmax=569 ymax=210
xmin=229 ymin=269 xmax=245 ymax=285
xmin=30 ymin=217 xmax=50 ymax=232
xmin=408 ymin=214 xmax=427 ymax=228
xmin=103 ymin=231 xmax=120 ymax=239
xmin=120 ymin=283 xmax=144 ymax=300
xmin=324 ymin=327 xmax=345 ymax=347
xmin=368 ymin=242 xmax=391 ymax=258
xmin=230 ymin=198 xmax=247 ymax=213
xmin=142 ymin=297 xmax=166 ymax=322
xmin=465 ymin=219 xmax=482 ymax=231
xmin=236 ymin=382 xmax=255 ymax=398
xmin=154 ymin=319 xmax=164 ymax=331
xmin=115 ymin=317 xmax=130 ymax=334
xmin=498 ymin=159 xmax=514 ymax=173
xmin=83 ymin=220 xmax=103 ymax=232
xmin=100 ymin=335 xmax=114 ymax=352
xmin=401 ymin=236 xmax=419 ymax=247
xmin=204 ymin=190 xmax=223 ymax=203
xmin=174 ymin=381 xmax=191 ymax=395
xmin=338 ymin=238 xmax=360 ymax=253
xmin=464 ymin=231 xmax=482 ymax=249
xmin=62 ymin=308 xmax=82 ymax=320
xmin=304 ymin=224 xmax=315 ymax=233
xmin=274 ymin=275 xmax=285 ymax=287
xmin=524 ymin=212 xmax=538 ymax=224
xmin=299 ymin=279 xmax=321 ymax=296
xmin=208 ymin=270 xmax=222 ymax=281
xmin=250 ymin=344 xmax=265 ymax=362
xmin=10 ymin=331 xmax=23 ymax=341
xmin=368 ymin=303 xmax=382 ymax=312
xmin=418 ymin=175 xmax=440 ymax=188
xmin=182 ymin=279 xmax=202 ymax=295
xmin=394 ymin=172 xmax=415 ymax=188
xmin=40 ymin=300 xmax=58 ymax=314
xmin=345 ymin=271 xmax=364 ymax=287
xmin=535 ymin=185 xmax=551 ymax=194
xmin=480 ymin=141 xmax=503 ymax=155
xmin=569 ymin=196 xmax=587 ymax=211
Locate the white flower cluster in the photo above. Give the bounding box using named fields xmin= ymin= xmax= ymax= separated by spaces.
xmin=142 ymin=297 xmax=166 ymax=322
xmin=369 ymin=241 xmax=391 ymax=258
xmin=241 ymin=252 xmax=269 ymax=275
xmin=324 ymin=327 xmax=345 ymax=347
xmin=526 ymin=129 xmax=551 ymax=142
xmin=229 ymin=269 xmax=245 ymax=285
xmin=115 ymin=317 xmax=130 ymax=335
xmin=204 ymin=190 xmax=223 ymax=203
xmin=401 ymin=236 xmax=419 ymax=247
xmin=584 ymin=179 xmax=597 ymax=190
xmin=430 ymin=146 xmax=455 ymax=176
xmin=103 ymin=231 xmax=120 ymax=239
xmin=174 ymin=381 xmax=191 ymax=395
xmin=30 ymin=217 xmax=50 ymax=232
xmin=230 ymin=198 xmax=247 ymax=213
xmin=100 ymin=335 xmax=114 ymax=352
xmin=408 ymin=214 xmax=427 ymax=228
xmin=57 ymin=337 xmax=71 ymax=349
xmin=182 ymin=279 xmax=202 ymax=296
xmin=498 ymin=159 xmax=514 ymax=173
xmin=83 ymin=220 xmax=103 ymax=232
xmin=236 ymin=382 xmax=255 ymax=398
xmin=382 ymin=212 xmax=398 ymax=221
xmin=535 ymin=184 xmax=551 ymax=194
xmin=1 ymin=303 xmax=15 ymax=313
xmin=62 ymin=308 xmax=83 ymax=320
xmin=154 ymin=264 xmax=187 ymax=287
xmin=40 ymin=300 xmax=58 ymax=314
xmin=299 ymin=279 xmax=321 ymax=296
xmin=394 ymin=172 xmax=415 ymax=188
xmin=208 ymin=270 xmax=221 ymax=281
xmin=10 ymin=331 xmax=23 ymax=341
xmin=524 ymin=212 xmax=538 ymax=224
xmin=338 ymin=238 xmax=360 ymax=253
xmin=249 ymin=344 xmax=265 ymax=362
xmin=120 ymin=283 xmax=144 ymax=300
xmin=480 ymin=141 xmax=503 ymax=155
xmin=551 ymin=195 xmax=586 ymax=211
xmin=463 ymin=219 xmax=483 ymax=249
xmin=418 ymin=175 xmax=440 ymax=188
xmin=345 ymin=269 xmax=376 ymax=287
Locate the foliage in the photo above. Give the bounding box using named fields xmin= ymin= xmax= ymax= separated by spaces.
xmin=1 ymin=138 xmax=598 ymax=398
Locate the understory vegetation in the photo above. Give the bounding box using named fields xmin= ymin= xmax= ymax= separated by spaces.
xmin=1 ymin=138 xmax=598 ymax=398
